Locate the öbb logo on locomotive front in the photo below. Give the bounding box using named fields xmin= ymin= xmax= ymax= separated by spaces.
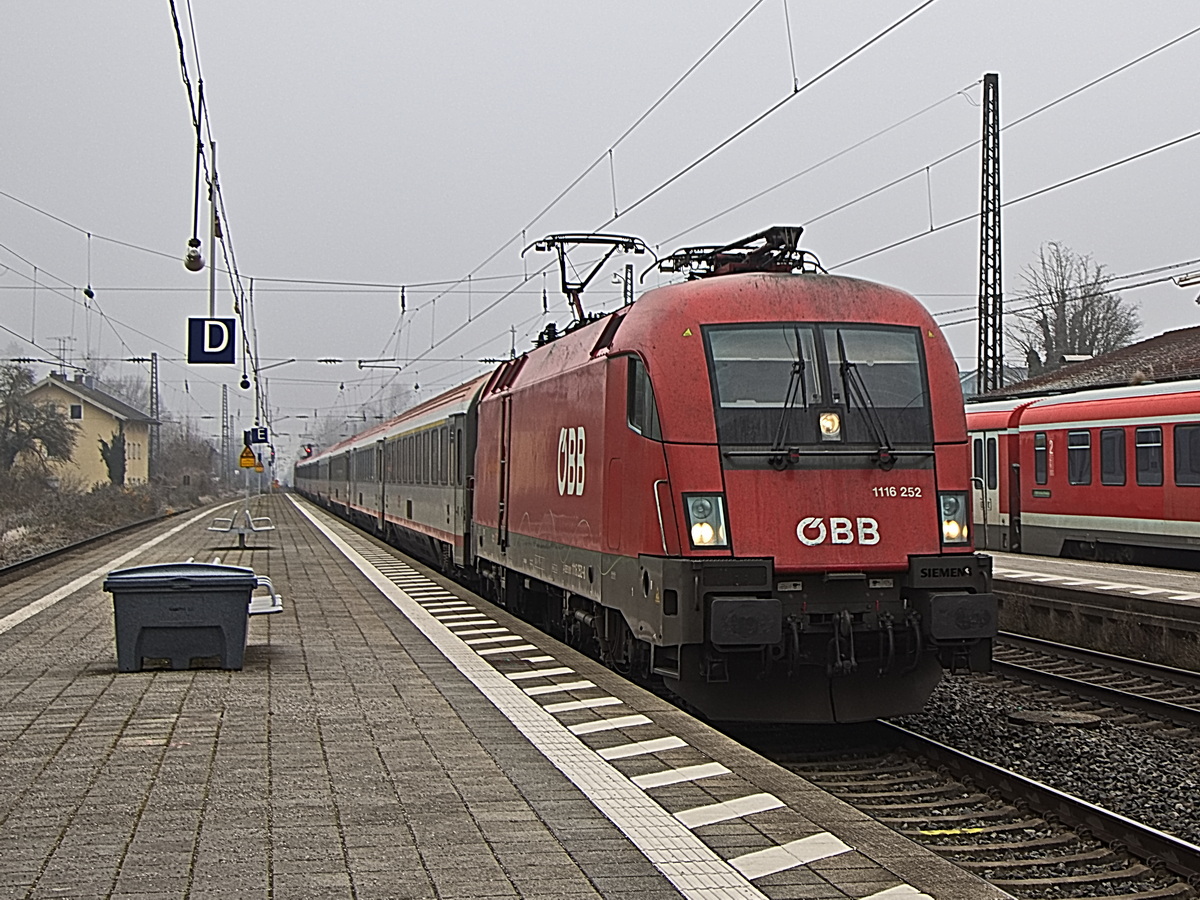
xmin=557 ymin=426 xmax=586 ymax=496
xmin=795 ymin=516 xmax=881 ymax=546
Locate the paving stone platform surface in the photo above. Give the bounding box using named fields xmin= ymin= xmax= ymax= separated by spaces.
xmin=0 ymin=494 xmax=1009 ymax=900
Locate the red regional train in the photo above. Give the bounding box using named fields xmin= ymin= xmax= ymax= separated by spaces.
xmin=967 ymin=377 xmax=1200 ymax=567
xmin=295 ymin=228 xmax=996 ymax=723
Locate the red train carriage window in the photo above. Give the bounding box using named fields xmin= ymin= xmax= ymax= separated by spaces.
xmin=1136 ymin=427 xmax=1163 ymax=486
xmin=1034 ymin=432 xmax=1048 ymax=484
xmin=1175 ymin=425 xmax=1200 ymax=486
xmin=626 ymin=357 xmax=662 ymax=441
xmin=986 ymin=437 xmax=998 ymax=490
xmin=1067 ymin=431 xmax=1091 ymax=485
xmin=1100 ymin=428 xmax=1126 ymax=486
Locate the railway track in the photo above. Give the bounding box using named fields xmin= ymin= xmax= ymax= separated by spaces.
xmin=993 ymin=633 xmax=1200 ymax=730
xmin=731 ymin=721 xmax=1200 ymax=900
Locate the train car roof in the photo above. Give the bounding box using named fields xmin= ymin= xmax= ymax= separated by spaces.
xmin=302 ymin=373 xmax=491 ymax=464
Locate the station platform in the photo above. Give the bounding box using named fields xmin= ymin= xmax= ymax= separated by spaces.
xmin=0 ymin=494 xmax=1010 ymax=900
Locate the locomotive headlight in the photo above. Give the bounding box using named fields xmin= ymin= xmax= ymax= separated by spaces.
xmin=939 ymin=491 xmax=969 ymax=544
xmin=819 ymin=411 xmax=841 ymax=441
xmin=684 ymin=494 xmax=728 ymax=548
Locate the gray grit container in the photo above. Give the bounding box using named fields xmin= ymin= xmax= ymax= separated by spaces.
xmin=103 ymin=562 xmax=259 ymax=672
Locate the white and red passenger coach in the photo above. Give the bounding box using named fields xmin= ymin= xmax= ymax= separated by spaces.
xmin=297 ymin=228 xmax=996 ymax=723
xmin=967 ymin=378 xmax=1200 ymax=567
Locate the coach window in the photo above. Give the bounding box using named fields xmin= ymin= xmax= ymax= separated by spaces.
xmin=972 ymin=437 xmax=983 ymax=482
xmin=1136 ymin=427 xmax=1163 ymax=486
xmin=456 ymin=427 xmax=464 ymax=485
xmin=985 ymin=437 xmax=998 ymax=490
xmin=1100 ymin=428 xmax=1125 ymax=485
xmin=1067 ymin=430 xmax=1091 ymax=485
xmin=627 ymin=356 xmax=662 ymax=440
xmin=1034 ymin=433 xmax=1048 ymax=485
xmin=1175 ymin=425 xmax=1200 ymax=485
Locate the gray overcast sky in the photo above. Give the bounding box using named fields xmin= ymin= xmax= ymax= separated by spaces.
xmin=3 ymin=2 xmax=1199 ymax=461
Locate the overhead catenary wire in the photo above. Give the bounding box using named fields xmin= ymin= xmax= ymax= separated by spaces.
xmin=830 ymin=126 xmax=1200 ymax=270
xmin=803 ymin=22 xmax=1200 ymax=233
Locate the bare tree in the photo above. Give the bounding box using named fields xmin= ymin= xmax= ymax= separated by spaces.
xmin=1008 ymin=242 xmax=1141 ymax=376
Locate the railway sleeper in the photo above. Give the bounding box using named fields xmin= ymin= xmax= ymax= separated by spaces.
xmin=899 ymin=817 xmax=1048 ymax=837
xmin=989 ymin=862 xmax=1150 ymax=888
xmin=954 ymin=846 xmax=1119 ymax=869
xmin=926 ymin=831 xmax=1078 ymax=854
xmin=838 ymin=786 xmax=986 ymax=803
xmin=877 ymin=806 xmax=1020 ymax=824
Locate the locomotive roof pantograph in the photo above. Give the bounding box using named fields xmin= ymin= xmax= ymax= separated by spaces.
xmin=523 ymin=233 xmax=653 ymax=325
xmin=655 ymin=225 xmax=826 ymax=280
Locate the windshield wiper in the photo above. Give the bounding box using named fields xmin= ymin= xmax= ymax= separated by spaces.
xmin=837 ymin=330 xmax=896 ymax=470
xmin=770 ymin=327 xmax=808 ymax=460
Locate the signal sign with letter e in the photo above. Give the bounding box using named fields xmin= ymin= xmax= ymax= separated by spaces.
xmin=188 ymin=317 xmax=237 ymax=364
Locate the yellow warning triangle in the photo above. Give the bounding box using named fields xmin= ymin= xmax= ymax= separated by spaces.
xmin=682 ymin=328 xmax=693 ymax=337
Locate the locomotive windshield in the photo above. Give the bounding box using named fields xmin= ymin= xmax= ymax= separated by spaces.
xmin=704 ymin=323 xmax=933 ymax=457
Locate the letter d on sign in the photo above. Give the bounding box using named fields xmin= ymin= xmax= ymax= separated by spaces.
xmin=187 ymin=317 xmax=237 ymax=364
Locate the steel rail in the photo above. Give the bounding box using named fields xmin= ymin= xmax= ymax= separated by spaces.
xmin=995 ymin=633 xmax=1200 ymax=728
xmin=999 ymin=631 xmax=1200 ymax=685
xmin=0 ymin=508 xmax=200 ymax=584
xmin=883 ymin=721 xmax=1200 ymax=887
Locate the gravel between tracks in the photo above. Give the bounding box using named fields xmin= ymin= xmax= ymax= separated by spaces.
xmin=896 ymin=674 xmax=1200 ymax=846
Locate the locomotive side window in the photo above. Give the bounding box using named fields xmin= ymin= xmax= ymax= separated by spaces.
xmin=1100 ymin=428 xmax=1126 ymax=485
xmin=1034 ymin=432 xmax=1048 ymax=484
xmin=1175 ymin=425 xmax=1200 ymax=486
xmin=627 ymin=356 xmax=662 ymax=440
xmin=1136 ymin=427 xmax=1163 ymax=486
xmin=986 ymin=437 xmax=997 ymax=490
xmin=1067 ymin=430 xmax=1091 ymax=485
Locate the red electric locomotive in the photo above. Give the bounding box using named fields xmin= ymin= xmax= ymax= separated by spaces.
xmin=967 ymin=378 xmax=1200 ymax=566
xmin=297 ymin=228 xmax=996 ymax=723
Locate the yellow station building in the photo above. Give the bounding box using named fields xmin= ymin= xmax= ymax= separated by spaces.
xmin=27 ymin=373 xmax=156 ymax=488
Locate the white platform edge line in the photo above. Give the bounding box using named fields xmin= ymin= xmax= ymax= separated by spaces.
xmin=0 ymin=501 xmax=241 ymax=637
xmin=290 ymin=497 xmax=769 ymax=900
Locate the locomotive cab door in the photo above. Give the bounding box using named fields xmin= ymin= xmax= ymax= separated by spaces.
xmin=971 ymin=432 xmax=1004 ymax=549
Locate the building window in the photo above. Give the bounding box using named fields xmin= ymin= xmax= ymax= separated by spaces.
xmin=1067 ymin=430 xmax=1091 ymax=485
xmin=70 ymin=404 xmax=82 ymax=419
xmin=1136 ymin=427 xmax=1163 ymax=486
xmin=1099 ymin=428 xmax=1125 ymax=485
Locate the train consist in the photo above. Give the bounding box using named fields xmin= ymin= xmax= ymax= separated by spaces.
xmin=967 ymin=377 xmax=1200 ymax=567
xmin=296 ymin=227 xmax=996 ymax=723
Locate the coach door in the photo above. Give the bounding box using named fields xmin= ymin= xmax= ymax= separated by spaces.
xmin=971 ymin=431 xmax=1003 ymax=549
xmin=497 ymin=395 xmax=513 ymax=552
xmin=375 ymin=439 xmax=386 ymax=530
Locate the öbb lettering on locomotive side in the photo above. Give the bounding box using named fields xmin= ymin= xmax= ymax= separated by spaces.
xmin=295 ymin=227 xmax=996 ymax=723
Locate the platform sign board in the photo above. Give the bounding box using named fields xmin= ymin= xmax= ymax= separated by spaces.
xmin=244 ymin=427 xmax=268 ymax=445
xmin=239 ymin=446 xmax=256 ymax=468
xmin=187 ymin=317 xmax=236 ymax=364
